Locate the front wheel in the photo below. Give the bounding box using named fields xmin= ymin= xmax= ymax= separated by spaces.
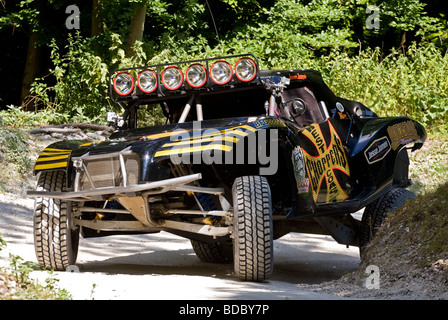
xmin=232 ymin=176 xmax=273 ymax=281
xmin=33 ymin=171 xmax=79 ymax=271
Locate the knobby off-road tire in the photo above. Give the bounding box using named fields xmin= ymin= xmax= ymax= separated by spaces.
xmin=359 ymin=187 xmax=415 ymax=258
xmin=34 ymin=171 xmax=79 ymax=271
xmin=232 ymin=176 xmax=273 ymax=281
xmin=191 ymin=239 xmax=233 ymax=264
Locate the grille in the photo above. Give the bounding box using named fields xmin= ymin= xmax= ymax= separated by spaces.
xmin=73 ymin=149 xmax=140 ymax=191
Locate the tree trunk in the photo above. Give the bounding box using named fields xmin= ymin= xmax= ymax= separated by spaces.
xmin=125 ymin=4 xmax=147 ymax=57
xmin=399 ymin=31 xmax=407 ymax=53
xmin=91 ymin=0 xmax=104 ymax=36
xmin=21 ymin=32 xmax=40 ymax=109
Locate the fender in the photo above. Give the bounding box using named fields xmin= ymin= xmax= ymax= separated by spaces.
xmin=33 ymin=140 xmax=91 ymax=174
xmin=349 ymin=116 xmax=426 ymax=200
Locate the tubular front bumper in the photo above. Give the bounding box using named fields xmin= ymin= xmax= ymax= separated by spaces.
xmin=27 ymin=173 xmax=204 ymax=201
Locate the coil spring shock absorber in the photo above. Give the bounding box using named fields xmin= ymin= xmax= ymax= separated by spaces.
xmin=196 ymin=192 xmax=220 ymax=225
xmin=196 ymin=192 xmax=215 ymax=211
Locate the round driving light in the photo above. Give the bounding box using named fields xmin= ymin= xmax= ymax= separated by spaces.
xmin=113 ymin=72 xmax=134 ymax=96
xmin=162 ymin=66 xmax=183 ymax=90
xmin=210 ymin=60 xmax=233 ymax=85
xmin=235 ymin=57 xmax=257 ymax=82
xmin=186 ymin=63 xmax=207 ymax=88
xmin=138 ymin=69 xmax=158 ymax=93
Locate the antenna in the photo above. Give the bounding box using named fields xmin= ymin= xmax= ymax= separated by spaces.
xmin=205 ymin=0 xmax=222 ymax=49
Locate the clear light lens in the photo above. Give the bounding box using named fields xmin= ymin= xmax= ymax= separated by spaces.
xmin=235 ymin=58 xmax=257 ymax=82
xmin=186 ymin=63 xmax=207 ymax=88
xmin=210 ymin=60 xmax=233 ymax=85
xmin=138 ymin=69 xmax=158 ymax=93
xmin=162 ymin=66 xmax=183 ymax=90
xmin=113 ymin=72 xmax=134 ymax=96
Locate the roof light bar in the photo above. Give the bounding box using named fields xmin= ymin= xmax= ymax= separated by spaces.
xmin=110 ymin=54 xmax=259 ymax=101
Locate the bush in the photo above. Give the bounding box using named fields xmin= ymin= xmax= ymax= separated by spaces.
xmin=28 ymin=32 xmax=151 ymax=125
xmin=0 ymin=126 xmax=32 ymax=192
xmin=321 ymin=44 xmax=448 ymax=129
xmin=0 ymin=105 xmax=67 ymax=127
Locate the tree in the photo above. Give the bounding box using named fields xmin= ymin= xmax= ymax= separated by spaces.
xmin=0 ymin=0 xmax=41 ymax=108
xmin=91 ymin=0 xmax=104 ymax=36
xmin=125 ymin=1 xmax=147 ymax=57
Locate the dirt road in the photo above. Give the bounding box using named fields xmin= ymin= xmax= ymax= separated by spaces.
xmin=0 ymin=193 xmax=361 ymax=300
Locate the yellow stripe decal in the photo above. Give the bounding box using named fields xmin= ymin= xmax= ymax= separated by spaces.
xmin=39 ymin=152 xmax=71 ymax=156
xmin=43 ymin=148 xmax=71 ymax=152
xmin=154 ymin=144 xmax=233 ymax=157
xmin=80 ymin=142 xmax=93 ymax=147
xmin=240 ymin=124 xmax=257 ymax=132
xmin=154 ymin=124 xmax=258 ymax=158
xmin=199 ymin=128 xmax=249 ymax=140
xmin=164 ymin=136 xmax=239 ymax=147
xmin=36 ymin=154 xmax=70 ymax=162
xmin=34 ymin=162 xmax=68 ymax=171
xmin=144 ymin=130 xmax=188 ymax=140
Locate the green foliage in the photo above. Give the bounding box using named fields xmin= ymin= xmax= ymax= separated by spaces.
xmin=0 ymin=125 xmax=31 ymax=175
xmin=409 ymin=132 xmax=448 ymax=194
xmin=0 ymin=0 xmax=39 ymax=32
xmin=0 ymin=124 xmax=33 ymax=193
xmin=1 ymin=0 xmax=446 ymax=129
xmin=321 ymin=43 xmax=448 ymax=128
xmin=376 ymin=0 xmax=440 ymax=33
xmin=9 ymin=254 xmax=39 ymax=285
xmin=0 ymin=233 xmax=6 ymax=252
xmin=28 ymin=31 xmax=151 ymax=124
xmin=43 ymin=34 xmax=112 ymax=123
xmin=4 ymin=254 xmax=72 ymax=300
xmin=0 ymin=105 xmax=67 ymax=126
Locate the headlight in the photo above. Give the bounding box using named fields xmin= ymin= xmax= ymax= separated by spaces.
xmin=113 ymin=72 xmax=134 ymax=96
xmin=162 ymin=66 xmax=183 ymax=90
xmin=210 ymin=60 xmax=233 ymax=85
xmin=186 ymin=63 xmax=207 ymax=88
xmin=138 ymin=69 xmax=158 ymax=93
xmin=235 ymin=57 xmax=257 ymax=82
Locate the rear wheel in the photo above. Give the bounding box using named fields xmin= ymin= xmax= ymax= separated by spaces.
xmin=191 ymin=239 xmax=233 ymax=264
xmin=33 ymin=171 xmax=79 ymax=271
xmin=232 ymin=176 xmax=273 ymax=281
xmin=359 ymin=187 xmax=415 ymax=258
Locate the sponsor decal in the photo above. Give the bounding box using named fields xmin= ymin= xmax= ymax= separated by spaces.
xmin=387 ymin=120 xmax=419 ymax=150
xmin=291 ymin=146 xmax=309 ymax=193
xmin=364 ymin=136 xmax=391 ymax=164
xmin=289 ymin=72 xmax=307 ymax=80
xmin=251 ymin=118 xmax=286 ymax=129
xmin=300 ymin=121 xmax=350 ymax=203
